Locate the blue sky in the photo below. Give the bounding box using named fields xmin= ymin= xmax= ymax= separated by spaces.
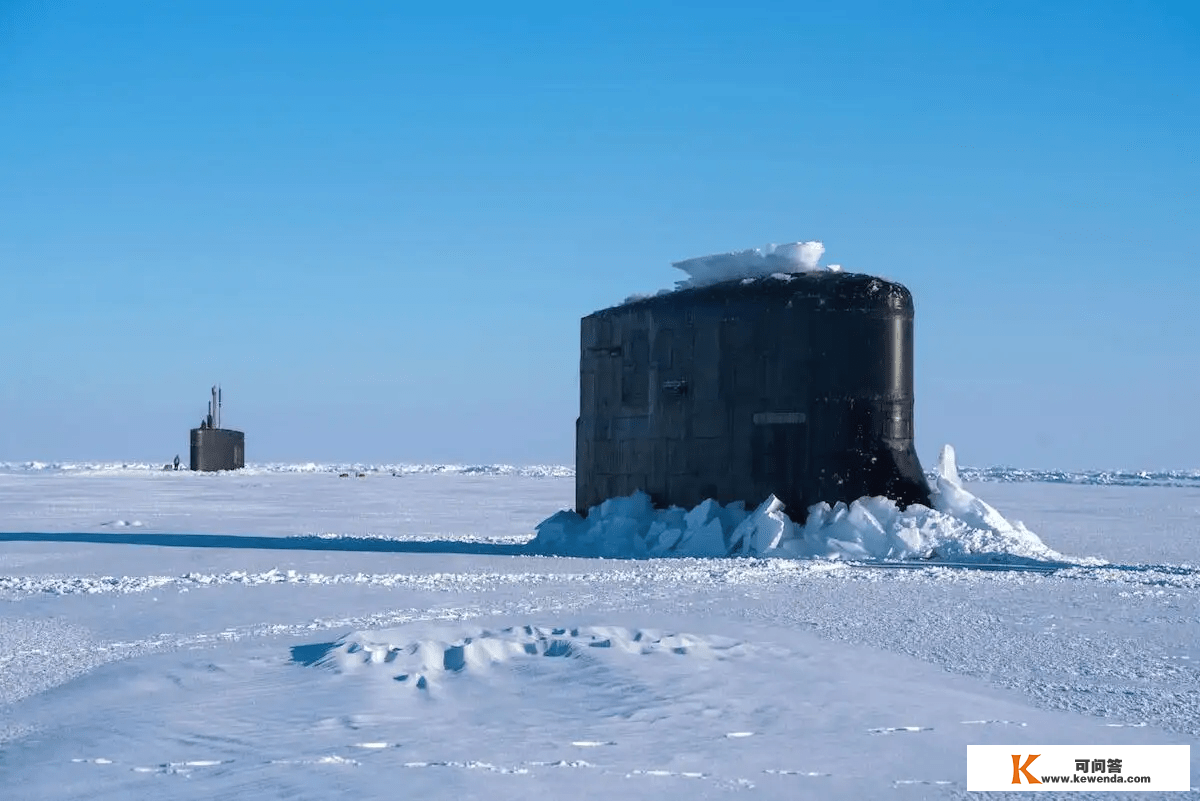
xmin=1 ymin=0 xmax=1196 ymax=469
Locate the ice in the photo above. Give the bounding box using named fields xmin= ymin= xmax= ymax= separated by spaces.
xmin=4 ymin=459 xmax=1198 ymax=487
xmin=623 ymin=240 xmax=839 ymax=301
xmin=532 ymin=444 xmax=1082 ymax=565
xmin=0 ymin=461 xmax=573 ymax=478
xmin=1 ymin=463 xmax=1198 ymax=800
xmin=670 ymin=241 xmax=828 ymax=290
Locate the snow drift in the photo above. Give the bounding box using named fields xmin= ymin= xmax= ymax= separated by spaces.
xmin=314 ymin=624 xmax=748 ymax=689
xmin=531 ymin=445 xmax=1082 ymax=565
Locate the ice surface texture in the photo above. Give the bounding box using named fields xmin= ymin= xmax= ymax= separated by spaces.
xmin=2 ymin=460 xmax=1197 ymax=801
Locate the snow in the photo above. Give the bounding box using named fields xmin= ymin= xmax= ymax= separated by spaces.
xmin=531 ymin=444 xmax=1084 ymax=565
xmin=622 ymin=240 xmax=842 ymax=302
xmin=1 ymin=464 xmax=1198 ymax=799
xmin=671 ymin=240 xmax=829 ymax=289
xmin=0 ymin=460 xmax=573 ymax=478
xmin=316 ymin=624 xmax=749 ymax=691
xmin=5 ymin=458 xmax=1199 ymax=487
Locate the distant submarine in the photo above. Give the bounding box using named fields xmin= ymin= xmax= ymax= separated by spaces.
xmin=189 ymin=384 xmax=245 ymax=472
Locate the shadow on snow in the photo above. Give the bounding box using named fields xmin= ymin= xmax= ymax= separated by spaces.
xmin=2 ymin=532 xmax=1191 ymax=580
xmin=0 ymin=531 xmax=530 ymax=557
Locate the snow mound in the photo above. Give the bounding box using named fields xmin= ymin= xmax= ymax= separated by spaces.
xmin=531 ymin=444 xmax=1083 ymax=565
xmin=311 ymin=624 xmax=747 ymax=687
xmin=671 ymin=241 xmax=832 ymax=290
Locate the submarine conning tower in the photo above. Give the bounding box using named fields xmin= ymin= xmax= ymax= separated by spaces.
xmin=575 ymin=271 xmax=932 ymax=521
xmin=189 ymin=384 xmax=245 ymax=472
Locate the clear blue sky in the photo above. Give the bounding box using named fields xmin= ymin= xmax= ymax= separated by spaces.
xmin=1 ymin=0 xmax=1196 ymax=470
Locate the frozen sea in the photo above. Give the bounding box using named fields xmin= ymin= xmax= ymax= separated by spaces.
xmin=1 ymin=463 xmax=1197 ymax=799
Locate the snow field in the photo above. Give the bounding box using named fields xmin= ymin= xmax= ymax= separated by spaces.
xmin=0 ymin=463 xmax=1197 ymax=798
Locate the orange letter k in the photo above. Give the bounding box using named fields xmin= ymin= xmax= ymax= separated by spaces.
xmin=1011 ymin=754 xmax=1042 ymax=784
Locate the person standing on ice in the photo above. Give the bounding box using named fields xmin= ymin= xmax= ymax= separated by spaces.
xmin=173 ymin=454 xmax=180 ymax=471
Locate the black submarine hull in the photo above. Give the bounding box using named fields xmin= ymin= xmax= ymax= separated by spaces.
xmin=575 ymin=271 xmax=932 ymax=520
